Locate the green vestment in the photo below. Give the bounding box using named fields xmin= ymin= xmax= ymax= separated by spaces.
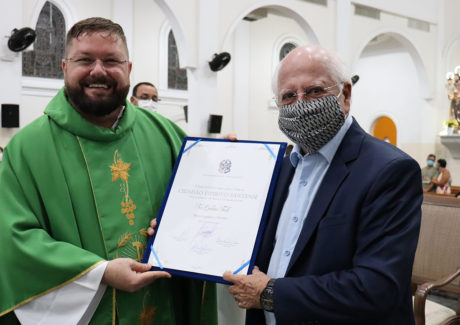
xmin=0 ymin=88 xmax=217 ymax=325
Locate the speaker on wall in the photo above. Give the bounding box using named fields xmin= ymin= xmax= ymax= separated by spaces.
xmin=208 ymin=114 xmax=223 ymax=134
xmin=183 ymin=105 xmax=188 ymax=123
xmin=1 ymin=104 xmax=20 ymax=128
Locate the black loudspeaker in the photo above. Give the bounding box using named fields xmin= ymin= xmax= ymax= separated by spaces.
xmin=1 ymin=104 xmax=19 ymax=128
xmin=183 ymin=105 xmax=188 ymax=123
xmin=208 ymin=114 xmax=222 ymax=134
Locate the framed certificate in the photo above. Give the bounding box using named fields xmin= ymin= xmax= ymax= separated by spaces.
xmin=142 ymin=137 xmax=286 ymax=283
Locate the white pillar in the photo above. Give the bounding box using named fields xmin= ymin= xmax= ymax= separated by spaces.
xmin=186 ymin=0 xmax=220 ymax=135
xmin=112 ymin=0 xmax=133 ymax=57
xmin=232 ymin=21 xmax=250 ymax=139
xmin=335 ymin=0 xmax=351 ymax=64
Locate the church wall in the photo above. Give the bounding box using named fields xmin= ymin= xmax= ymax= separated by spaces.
xmin=442 ymin=0 xmax=460 ymax=49
xmin=0 ymin=0 xmax=22 ymax=148
xmin=437 ymin=0 xmax=460 ymax=183
xmin=1 ymin=0 xmax=460 ymax=183
xmin=246 ymin=13 xmax=309 ymax=142
xmin=131 ymin=0 xmax=163 ymax=89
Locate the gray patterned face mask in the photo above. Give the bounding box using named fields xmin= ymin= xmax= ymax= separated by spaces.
xmin=278 ymin=94 xmax=345 ymax=154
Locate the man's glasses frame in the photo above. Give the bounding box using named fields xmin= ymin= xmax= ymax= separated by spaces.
xmin=276 ymin=82 xmax=343 ymax=106
xmin=65 ymin=57 xmax=129 ymax=70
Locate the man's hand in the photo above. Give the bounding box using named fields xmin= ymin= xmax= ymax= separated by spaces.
xmin=223 ymin=266 xmax=271 ymax=309
xmin=102 ymin=258 xmax=170 ymax=292
xmin=147 ymin=218 xmax=157 ymax=236
xmin=221 ymin=133 xmax=237 ymax=141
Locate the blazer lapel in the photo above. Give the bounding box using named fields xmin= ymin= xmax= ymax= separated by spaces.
xmin=286 ymin=119 xmax=365 ymax=273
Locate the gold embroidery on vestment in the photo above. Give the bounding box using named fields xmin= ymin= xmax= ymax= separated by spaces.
xmin=116 ymin=231 xmax=148 ymax=261
xmin=117 ymin=232 xmax=133 ymax=247
xmin=139 ymin=306 xmax=157 ymax=325
xmin=110 ymin=149 xmax=137 ymax=225
xmin=132 ymin=241 xmax=146 ymax=261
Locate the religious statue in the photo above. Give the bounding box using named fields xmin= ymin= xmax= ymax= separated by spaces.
xmin=446 ymin=69 xmax=460 ymax=129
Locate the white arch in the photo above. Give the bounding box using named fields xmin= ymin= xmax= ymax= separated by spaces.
xmin=29 ymin=0 xmax=76 ymax=32
xmin=22 ymin=0 xmax=74 ymax=95
xmin=442 ymin=34 xmax=460 ymax=73
xmin=272 ymin=34 xmax=301 ymax=71
xmin=154 ymin=0 xmax=192 ymax=69
xmin=352 ymin=28 xmax=431 ymax=100
xmin=158 ymin=20 xmax=171 ymax=92
xmin=221 ymin=1 xmax=320 ymax=51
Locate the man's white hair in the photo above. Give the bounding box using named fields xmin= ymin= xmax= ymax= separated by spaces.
xmin=272 ymin=45 xmax=352 ymax=97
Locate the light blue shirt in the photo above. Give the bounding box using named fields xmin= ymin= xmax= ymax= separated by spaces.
xmin=264 ymin=114 xmax=352 ymax=325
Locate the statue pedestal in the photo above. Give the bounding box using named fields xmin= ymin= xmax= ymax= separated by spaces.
xmin=440 ymin=134 xmax=460 ymax=158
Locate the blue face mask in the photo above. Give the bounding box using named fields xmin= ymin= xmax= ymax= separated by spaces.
xmin=427 ymin=160 xmax=434 ymax=166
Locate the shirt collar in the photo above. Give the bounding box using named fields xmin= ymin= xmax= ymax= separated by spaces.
xmin=289 ymin=114 xmax=353 ymax=167
xmin=111 ymin=106 xmax=126 ymax=129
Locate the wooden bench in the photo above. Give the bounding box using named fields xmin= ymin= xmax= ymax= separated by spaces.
xmin=412 ymin=194 xmax=460 ymax=325
xmin=424 ymin=186 xmax=459 ymax=197
xmin=451 ymin=186 xmax=460 ymax=196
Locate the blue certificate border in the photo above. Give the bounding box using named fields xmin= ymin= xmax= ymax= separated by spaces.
xmin=142 ymin=137 xmax=287 ymax=284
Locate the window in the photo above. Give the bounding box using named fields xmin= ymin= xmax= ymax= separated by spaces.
xmin=298 ymin=0 xmax=327 ymax=6
xmin=168 ymin=30 xmax=188 ymax=90
xmin=279 ymin=42 xmax=297 ymax=61
xmin=408 ymin=18 xmax=430 ymax=32
xmin=22 ymin=1 xmax=66 ymax=79
xmin=354 ymin=5 xmax=380 ymax=20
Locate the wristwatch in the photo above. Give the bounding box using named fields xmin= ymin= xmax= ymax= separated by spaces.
xmin=260 ymin=278 xmax=276 ymax=312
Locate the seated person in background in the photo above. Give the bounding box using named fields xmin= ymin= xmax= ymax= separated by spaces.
xmin=432 ymin=158 xmax=452 ymax=194
xmin=130 ymin=82 xmax=159 ymax=112
xmin=421 ymin=154 xmax=438 ymax=192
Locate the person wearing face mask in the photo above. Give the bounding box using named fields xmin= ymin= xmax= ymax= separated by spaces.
xmin=223 ymin=45 xmax=422 ymax=325
xmin=421 ymin=154 xmax=439 ymax=192
xmin=130 ymin=81 xmax=159 ymax=112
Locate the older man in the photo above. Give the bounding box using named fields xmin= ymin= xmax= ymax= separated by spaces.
xmin=224 ymin=45 xmax=422 ymax=324
xmin=0 ymin=18 xmax=216 ymax=324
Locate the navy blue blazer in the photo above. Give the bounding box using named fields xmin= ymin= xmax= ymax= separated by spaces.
xmin=247 ymin=119 xmax=422 ymax=325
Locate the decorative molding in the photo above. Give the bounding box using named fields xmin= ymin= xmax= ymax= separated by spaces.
xmin=21 ymin=77 xmax=63 ymax=97
xmin=158 ymin=89 xmax=188 ymax=106
xmin=440 ymin=135 xmax=460 ymax=159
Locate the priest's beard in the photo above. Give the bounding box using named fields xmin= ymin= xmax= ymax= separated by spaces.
xmin=65 ymin=77 xmax=129 ymax=116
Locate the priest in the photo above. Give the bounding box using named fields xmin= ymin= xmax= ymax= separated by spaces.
xmin=0 ymin=17 xmax=217 ymax=324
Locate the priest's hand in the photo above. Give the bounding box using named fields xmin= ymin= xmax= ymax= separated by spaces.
xmin=147 ymin=218 xmax=157 ymax=236
xmin=221 ymin=133 xmax=238 ymax=141
xmin=223 ymin=266 xmax=270 ymax=309
xmin=102 ymin=258 xmax=171 ymax=292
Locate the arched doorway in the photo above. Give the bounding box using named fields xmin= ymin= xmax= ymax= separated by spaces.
xmin=221 ymin=5 xmax=319 ymax=140
xmin=373 ymin=116 xmax=397 ymax=146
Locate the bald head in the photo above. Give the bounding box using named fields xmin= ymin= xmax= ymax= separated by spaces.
xmin=273 ymin=45 xmax=351 ymax=95
xmin=273 ymin=45 xmax=352 ymax=115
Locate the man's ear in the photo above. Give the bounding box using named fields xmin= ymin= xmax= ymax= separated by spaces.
xmin=341 ymin=82 xmax=352 ymax=115
xmin=62 ymin=59 xmax=67 ymax=74
xmin=130 ymin=96 xmax=137 ymax=105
